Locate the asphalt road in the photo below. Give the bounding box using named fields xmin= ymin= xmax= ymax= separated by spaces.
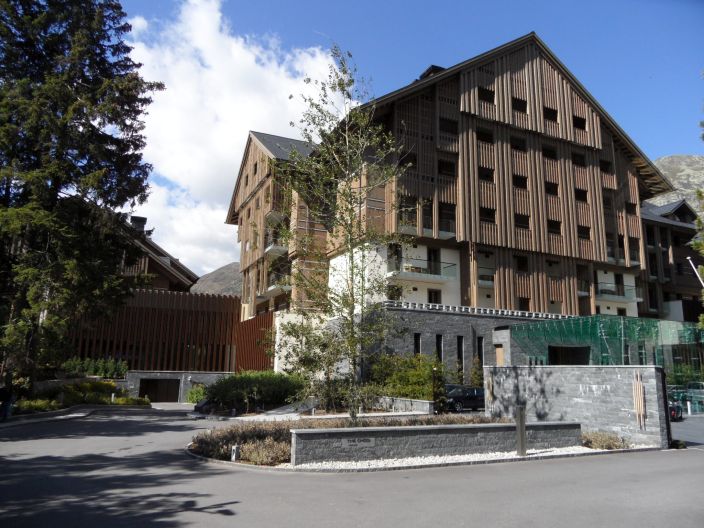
xmin=1 ymin=409 xmax=703 ymax=528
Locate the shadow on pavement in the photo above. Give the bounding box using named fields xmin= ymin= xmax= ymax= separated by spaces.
xmin=0 ymin=449 xmax=239 ymax=527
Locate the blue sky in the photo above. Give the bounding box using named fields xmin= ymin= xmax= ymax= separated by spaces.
xmin=124 ymin=0 xmax=703 ymax=158
xmin=119 ymin=0 xmax=703 ymax=275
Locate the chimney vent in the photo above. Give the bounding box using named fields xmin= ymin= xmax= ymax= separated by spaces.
xmin=131 ymin=216 xmax=147 ymax=232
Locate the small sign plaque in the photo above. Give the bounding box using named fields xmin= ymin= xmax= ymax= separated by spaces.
xmin=341 ymin=437 xmax=375 ymax=448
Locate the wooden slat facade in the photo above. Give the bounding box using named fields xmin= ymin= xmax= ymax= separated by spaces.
xmin=71 ymin=290 xmax=272 ymax=372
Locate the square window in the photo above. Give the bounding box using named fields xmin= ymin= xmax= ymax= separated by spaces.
xmin=545 ymin=182 xmax=559 ymax=195
xmin=547 ymin=220 xmax=561 ymax=235
xmin=542 ymin=146 xmax=558 ymax=160
xmin=575 ymin=188 xmax=588 ymax=202
xmin=512 ymin=97 xmax=527 ymax=113
xmin=476 ymin=128 xmax=494 ymax=143
xmin=479 ymin=207 xmax=496 ymax=224
xmin=572 ymin=152 xmax=586 ymax=167
xmin=513 ymin=174 xmax=528 ymax=189
xmin=543 ymin=107 xmax=558 ymax=122
xmin=478 ymin=86 xmax=495 ymax=104
xmin=438 ymin=159 xmax=456 ymax=176
xmin=625 ymin=202 xmax=637 ymax=215
xmin=573 ymin=115 xmax=587 ymax=130
xmin=518 ymin=297 xmax=531 ymax=311
xmin=439 ymin=118 xmax=458 ymax=135
xmin=577 ymin=225 xmax=590 ymax=240
xmin=478 ymin=167 xmax=494 ymax=182
xmin=599 ymin=160 xmax=612 ymax=173
xmin=515 ymin=214 xmax=530 ymax=229
xmin=428 ymin=289 xmax=442 ymax=304
xmin=514 ymin=255 xmax=529 ymax=272
xmin=510 ymin=136 xmax=527 ymax=152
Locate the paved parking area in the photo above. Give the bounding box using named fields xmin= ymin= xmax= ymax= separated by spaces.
xmin=1 ymin=408 xmax=704 ymax=527
xmin=671 ymin=413 xmax=704 ymax=446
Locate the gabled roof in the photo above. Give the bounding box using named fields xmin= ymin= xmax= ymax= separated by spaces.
xmin=641 ymin=199 xmax=698 ymax=230
xmin=129 ymin=222 xmax=199 ymax=287
xmin=250 ymin=131 xmax=314 ymax=161
xmin=364 ymin=32 xmax=672 ymax=198
xmin=643 ymin=198 xmax=694 ymax=218
xmin=226 ymin=131 xmax=314 ymax=225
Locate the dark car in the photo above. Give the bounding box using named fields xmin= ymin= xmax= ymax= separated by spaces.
xmin=446 ymin=385 xmax=484 ymax=412
xmin=669 ymin=400 xmax=683 ymax=422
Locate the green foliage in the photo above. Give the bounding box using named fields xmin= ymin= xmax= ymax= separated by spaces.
xmin=191 ymin=414 xmax=505 ymax=463
xmin=667 ymin=364 xmax=704 ymax=386
xmin=469 ymin=355 xmax=484 ymax=388
xmin=370 ymin=354 xmax=446 ymax=402
xmin=16 ymin=380 xmax=148 ymax=413
xmin=60 ymin=356 xmax=128 ymax=378
xmin=206 ymin=371 xmax=304 ymax=413
xmin=0 ymin=0 xmax=163 ymax=380
xmin=186 ymin=383 xmax=207 ymax=404
xmin=581 ymin=431 xmax=630 ymax=450
xmin=15 ymin=398 xmax=62 ymax=413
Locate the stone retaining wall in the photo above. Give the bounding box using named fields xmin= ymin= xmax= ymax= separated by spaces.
xmin=290 ymin=422 xmax=581 ymax=466
xmin=375 ymin=396 xmax=434 ymax=414
xmin=485 ymin=366 xmax=669 ymax=447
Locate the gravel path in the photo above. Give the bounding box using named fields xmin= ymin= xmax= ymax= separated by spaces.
xmin=290 ymin=446 xmax=604 ymax=471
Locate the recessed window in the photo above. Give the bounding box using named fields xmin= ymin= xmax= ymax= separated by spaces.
xmin=510 ymin=136 xmax=527 ymax=152
xmin=543 ymin=107 xmax=558 ymax=122
xmin=512 ymin=97 xmax=527 ymax=113
xmin=545 ymin=182 xmax=559 ymax=195
xmin=478 ymin=86 xmax=495 ymax=104
xmin=577 ymin=225 xmax=590 ymax=240
xmin=547 ymin=220 xmax=561 ymax=235
xmin=573 ymin=115 xmax=587 ymax=130
xmin=575 ymin=188 xmax=588 ymax=202
xmin=253 ymin=162 xmax=258 ymax=175
xmin=514 ymin=255 xmax=529 ymax=272
xmin=438 ymin=159 xmax=456 ymax=176
xmin=625 ymin=202 xmax=637 ymax=215
xmin=518 ymin=297 xmax=531 ymax=311
xmin=244 ymin=173 xmax=249 ymax=186
xmin=513 ymin=174 xmax=528 ymax=189
xmin=428 ymin=289 xmax=442 ymax=304
xmin=515 ymin=214 xmax=530 ymax=229
xmin=476 ymin=128 xmax=494 ymax=143
xmin=542 ymin=146 xmax=558 ymax=160
xmin=572 ymin=152 xmax=586 ymax=167
xmin=478 ymin=167 xmax=494 ymax=182
xmin=599 ymin=160 xmax=612 ymax=173
xmin=479 ymin=207 xmax=496 ymax=224
xmin=439 ymin=118 xmax=458 ymax=135
xmin=414 ymin=333 xmax=421 ymax=355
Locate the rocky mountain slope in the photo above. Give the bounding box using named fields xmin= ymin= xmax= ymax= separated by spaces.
xmin=190 ymin=262 xmax=241 ymax=297
xmin=650 ymin=155 xmax=704 ymax=211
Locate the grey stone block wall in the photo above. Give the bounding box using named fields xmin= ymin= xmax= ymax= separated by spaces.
xmin=375 ymin=396 xmax=434 ymax=414
xmin=290 ymin=422 xmax=582 ymax=465
xmin=125 ymin=371 xmax=232 ymax=402
xmin=382 ymin=308 xmax=543 ymax=381
xmin=485 ymin=366 xmax=669 ymax=448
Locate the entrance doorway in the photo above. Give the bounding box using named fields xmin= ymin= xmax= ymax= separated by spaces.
xmin=139 ymin=379 xmax=180 ymax=402
xmin=548 ymin=345 xmax=591 ymax=365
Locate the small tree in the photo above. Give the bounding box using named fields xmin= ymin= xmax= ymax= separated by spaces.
xmin=469 ymin=355 xmax=484 ymax=388
xmin=273 ymin=47 xmax=407 ymax=419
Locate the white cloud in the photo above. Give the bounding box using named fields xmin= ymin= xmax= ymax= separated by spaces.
xmin=128 ymin=15 xmax=148 ymax=37
xmin=128 ymin=0 xmax=333 ymax=275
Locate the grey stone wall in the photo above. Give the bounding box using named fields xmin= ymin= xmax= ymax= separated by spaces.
xmin=290 ymin=422 xmax=581 ymax=465
xmin=125 ymin=371 xmax=232 ymax=402
xmin=382 ymin=307 xmax=544 ymax=381
xmin=375 ymin=396 xmax=434 ymax=414
xmin=485 ymin=366 xmax=669 ymax=447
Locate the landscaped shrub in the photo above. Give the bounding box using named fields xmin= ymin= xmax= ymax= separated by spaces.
xmin=581 ymin=431 xmax=630 ymax=450
xmin=59 ymin=356 xmax=129 ymax=379
xmin=15 ymin=399 xmax=62 ymax=413
xmin=191 ymin=413 xmax=506 ymax=464
xmin=370 ymin=354 xmax=446 ymax=403
xmin=206 ymin=371 xmax=304 ymax=413
xmin=186 ymin=384 xmax=207 ymax=404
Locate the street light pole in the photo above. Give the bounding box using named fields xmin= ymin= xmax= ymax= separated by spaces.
xmin=686 ymin=257 xmax=704 ymax=288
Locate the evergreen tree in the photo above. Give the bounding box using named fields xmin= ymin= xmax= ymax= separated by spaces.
xmin=0 ymin=1 xmax=162 ymax=379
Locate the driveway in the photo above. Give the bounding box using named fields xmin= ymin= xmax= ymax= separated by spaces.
xmin=1 ymin=408 xmax=703 ymax=527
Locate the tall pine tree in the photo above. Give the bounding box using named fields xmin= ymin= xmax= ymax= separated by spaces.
xmin=0 ymin=1 xmax=163 ymax=380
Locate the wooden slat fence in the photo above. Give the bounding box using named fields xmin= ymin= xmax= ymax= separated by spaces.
xmin=71 ymin=290 xmax=273 ymax=372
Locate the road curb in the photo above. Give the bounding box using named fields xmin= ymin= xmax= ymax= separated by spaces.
xmin=184 ymin=444 xmax=662 ymax=474
xmin=0 ymin=404 xmax=153 ymax=429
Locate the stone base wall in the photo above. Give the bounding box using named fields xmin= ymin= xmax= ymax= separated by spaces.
xmin=290 ymin=422 xmax=581 ymax=465
xmin=375 ymin=396 xmax=434 ymax=414
xmin=125 ymin=371 xmax=232 ymax=402
xmin=485 ymin=365 xmax=669 ymax=447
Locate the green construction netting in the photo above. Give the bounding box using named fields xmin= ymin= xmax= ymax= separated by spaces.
xmin=511 ymin=315 xmax=704 ymax=367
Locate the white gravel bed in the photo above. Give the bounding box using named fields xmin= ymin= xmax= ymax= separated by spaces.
xmin=290 ymin=446 xmax=602 ymax=471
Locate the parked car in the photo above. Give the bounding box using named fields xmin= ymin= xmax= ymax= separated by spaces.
xmin=667 ymin=385 xmax=688 ymax=405
xmin=445 ymin=385 xmax=484 ymax=412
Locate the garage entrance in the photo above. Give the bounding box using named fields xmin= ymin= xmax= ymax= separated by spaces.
xmin=138 ymin=379 xmax=180 ymax=402
xmin=548 ymin=345 xmax=591 ymax=365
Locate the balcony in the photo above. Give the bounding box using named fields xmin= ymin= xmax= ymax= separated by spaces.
xmin=577 ymin=280 xmax=591 ymax=297
xmin=263 ymin=271 xmax=292 ymax=298
xmin=596 ymin=283 xmax=643 ymax=302
xmin=477 ymin=267 xmax=495 ymax=289
xmin=387 ymin=257 xmax=457 ymax=283
xmin=264 ymin=230 xmax=287 ymax=258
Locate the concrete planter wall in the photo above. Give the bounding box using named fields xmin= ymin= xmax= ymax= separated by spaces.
xmin=290 ymin=421 xmax=581 ymax=466
xmin=485 ymin=365 xmax=669 ymax=448
xmin=375 ymin=396 xmax=434 ymax=414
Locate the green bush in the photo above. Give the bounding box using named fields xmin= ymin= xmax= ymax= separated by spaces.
xmin=59 ymin=356 xmax=130 ymax=379
xmin=581 ymin=431 xmax=630 ymax=450
xmin=191 ymin=413 xmax=506 ymax=464
xmin=370 ymin=354 xmax=446 ymax=402
xmin=15 ymin=399 xmax=62 ymax=414
xmin=186 ymin=384 xmax=207 ymax=404
xmin=206 ymin=371 xmax=304 ymax=413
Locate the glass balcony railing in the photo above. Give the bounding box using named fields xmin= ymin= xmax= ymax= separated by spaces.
xmin=596 ymin=283 xmax=643 ymax=301
xmin=387 ymin=257 xmax=457 ymax=280
xmin=477 ymin=266 xmax=495 ymax=286
xmin=439 ymin=218 xmax=456 ymax=233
